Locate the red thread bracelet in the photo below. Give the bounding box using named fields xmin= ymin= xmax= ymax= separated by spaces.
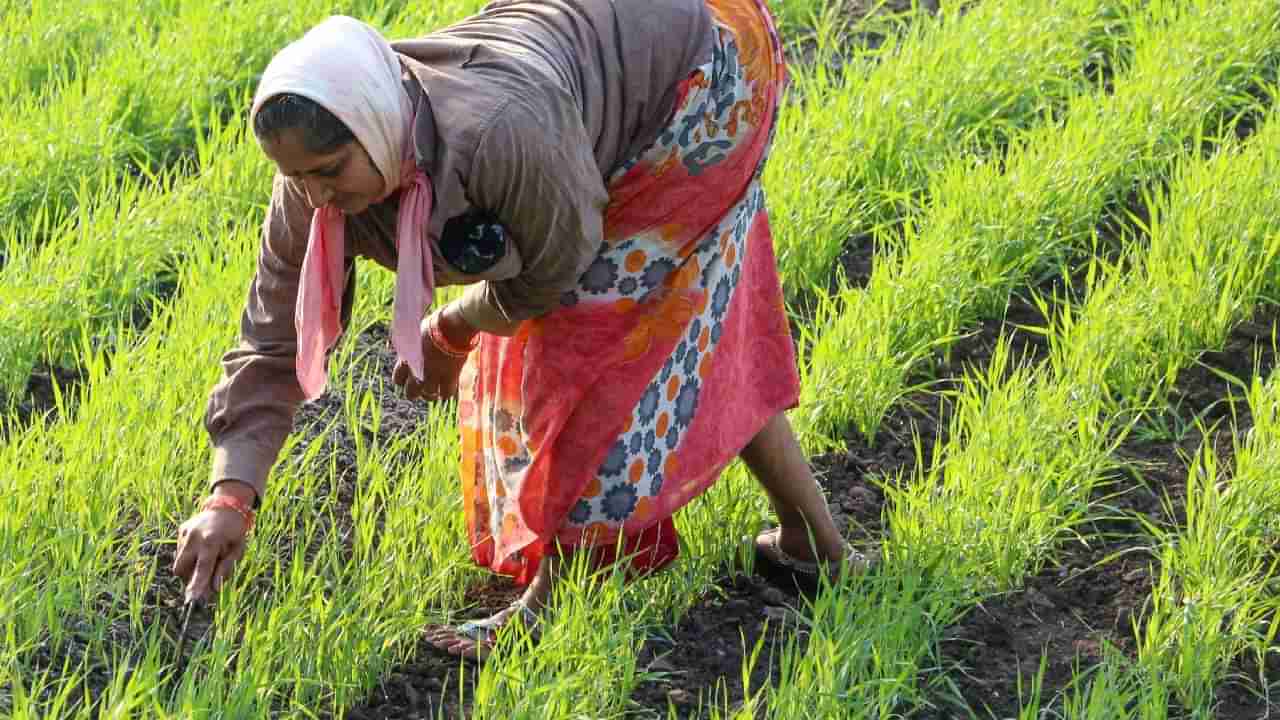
xmin=427 ymin=312 xmax=478 ymax=358
xmin=201 ymin=495 xmax=256 ymax=533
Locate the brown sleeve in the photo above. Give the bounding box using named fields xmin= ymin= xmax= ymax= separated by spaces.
xmin=454 ymin=86 xmax=609 ymax=334
xmin=204 ymin=173 xmax=319 ymax=499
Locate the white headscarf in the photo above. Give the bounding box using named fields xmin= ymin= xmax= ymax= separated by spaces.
xmin=252 ymin=15 xmax=411 ymax=197
xmin=251 ymin=16 xmax=435 ymax=401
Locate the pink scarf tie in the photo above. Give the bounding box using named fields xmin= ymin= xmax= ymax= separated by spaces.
xmin=294 ymin=145 xmax=434 ymax=400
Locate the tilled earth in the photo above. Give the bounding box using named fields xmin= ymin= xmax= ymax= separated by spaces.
xmin=914 ymin=308 xmax=1280 ymax=720
xmin=330 ymin=238 xmax=1277 ymax=718
xmin=16 ymin=248 xmax=1279 ymax=719
xmin=15 ymin=5 xmax=1280 ymax=719
xmin=13 ymin=54 xmax=1280 ymax=720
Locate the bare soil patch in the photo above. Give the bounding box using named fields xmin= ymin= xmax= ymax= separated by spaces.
xmin=2 ymin=363 xmax=82 ymax=432
xmin=915 ymin=305 xmax=1279 ymax=719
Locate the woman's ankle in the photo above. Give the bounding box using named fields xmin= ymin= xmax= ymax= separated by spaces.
xmin=518 ymin=553 xmax=562 ymax=613
xmin=776 ymin=525 xmax=844 ymax=563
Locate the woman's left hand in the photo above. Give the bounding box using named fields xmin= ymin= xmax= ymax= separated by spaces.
xmin=393 ymin=306 xmax=475 ymax=402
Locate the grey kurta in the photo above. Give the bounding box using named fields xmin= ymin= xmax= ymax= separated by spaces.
xmin=206 ymin=0 xmax=717 ymax=497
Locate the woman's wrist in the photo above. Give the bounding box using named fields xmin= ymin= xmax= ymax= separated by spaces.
xmin=201 ymin=494 xmax=256 ymax=533
xmin=433 ymin=304 xmax=480 ymax=355
xmin=212 ymin=478 xmax=259 ymax=509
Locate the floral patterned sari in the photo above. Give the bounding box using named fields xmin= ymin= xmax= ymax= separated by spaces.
xmin=457 ymin=0 xmax=797 ymax=583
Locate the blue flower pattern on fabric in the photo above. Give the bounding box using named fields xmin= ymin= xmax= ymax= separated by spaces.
xmin=685 ymin=140 xmax=735 ymax=176
xmin=712 ymin=277 xmax=731 ymax=320
xmin=682 ymin=346 xmax=699 ymax=375
xmin=674 ymin=380 xmax=700 ymax=428
xmin=569 ymin=499 xmax=593 ymax=524
xmin=602 ymin=484 xmax=638 ymax=521
xmin=559 ymin=33 xmax=771 ymax=534
xmin=581 ymin=256 xmax=619 ymax=294
xmin=642 ymin=259 xmax=677 ymax=289
xmin=638 ymin=385 xmax=660 ymax=424
xmin=601 ymin=440 xmax=627 ymax=477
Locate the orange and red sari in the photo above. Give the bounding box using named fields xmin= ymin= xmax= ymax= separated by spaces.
xmin=457 ymin=0 xmax=797 ymax=584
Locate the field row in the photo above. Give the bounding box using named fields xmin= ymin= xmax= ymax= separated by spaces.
xmin=2 ymin=0 xmax=1279 ymax=717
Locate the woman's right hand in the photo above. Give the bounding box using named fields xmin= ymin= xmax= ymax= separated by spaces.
xmin=172 ymin=482 xmax=255 ymax=602
xmin=393 ymin=304 xmax=478 ymax=403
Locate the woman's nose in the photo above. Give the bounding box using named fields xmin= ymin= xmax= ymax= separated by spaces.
xmin=301 ymin=177 xmax=334 ymax=208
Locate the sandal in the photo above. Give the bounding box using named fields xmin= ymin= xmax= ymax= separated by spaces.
xmin=425 ymin=600 xmax=541 ymax=662
xmin=751 ymin=527 xmax=877 ymax=594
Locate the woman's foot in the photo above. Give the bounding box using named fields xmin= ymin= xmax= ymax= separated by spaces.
xmin=741 ymin=415 xmax=853 ymax=560
xmin=753 ymin=527 xmax=876 ymax=593
xmin=425 ymin=600 xmax=539 ymax=662
xmin=768 ymin=524 xmax=845 ymax=564
xmin=426 ymin=552 xmax=560 ymax=661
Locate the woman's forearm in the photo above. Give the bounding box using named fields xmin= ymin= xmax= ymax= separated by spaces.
xmin=440 ymin=300 xmax=520 ymax=339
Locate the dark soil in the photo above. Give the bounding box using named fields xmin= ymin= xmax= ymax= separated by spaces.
xmin=341 ymin=577 xmax=523 ymax=720
xmin=614 ymin=258 xmax=1055 ymax=720
xmin=16 ymin=321 xmax=440 ymax=717
xmin=781 ymin=225 xmax=1278 ymax=719
xmin=19 ymin=272 xmax=1278 ymax=720
xmin=2 ymin=276 xmax=176 ymax=435
xmin=911 ymin=306 xmax=1280 ymax=720
xmin=267 ymin=322 xmax=437 ymax=595
xmin=2 ymin=363 xmax=82 ymax=432
xmin=627 ymin=574 xmax=822 ymax=719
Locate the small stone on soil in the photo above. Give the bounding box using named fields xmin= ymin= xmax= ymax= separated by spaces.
xmin=847 ymin=486 xmax=877 ymax=505
xmin=668 ymin=688 xmax=695 ymax=705
xmin=403 ymin=682 xmax=421 ymax=708
xmin=648 ymin=655 xmax=677 ymax=673
xmin=1025 ymin=588 xmax=1055 ymax=610
xmin=756 ymin=586 xmax=791 ymax=606
xmin=763 ymin=606 xmax=791 ymax=622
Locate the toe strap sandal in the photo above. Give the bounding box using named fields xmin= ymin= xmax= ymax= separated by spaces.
xmin=752 ymin=527 xmax=878 ymax=594
xmin=452 ymin=600 xmax=541 ymax=650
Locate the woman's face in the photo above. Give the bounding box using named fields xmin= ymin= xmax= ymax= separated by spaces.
xmin=261 ymin=127 xmax=387 ymax=215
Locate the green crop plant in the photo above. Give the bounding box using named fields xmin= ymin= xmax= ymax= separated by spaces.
xmin=797 ymin=0 xmax=1280 ymax=448
xmin=0 ymin=0 xmax=180 ymax=105
xmin=766 ymin=6 xmax=1280 ymax=711
xmin=0 ymin=0 xmax=404 ymax=254
xmin=1012 ymin=109 xmax=1280 ymax=719
xmin=766 ymin=0 xmax=1135 ymax=295
xmin=0 ymin=108 xmax=266 ymax=403
xmin=1118 ymin=123 xmax=1280 ymax=713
